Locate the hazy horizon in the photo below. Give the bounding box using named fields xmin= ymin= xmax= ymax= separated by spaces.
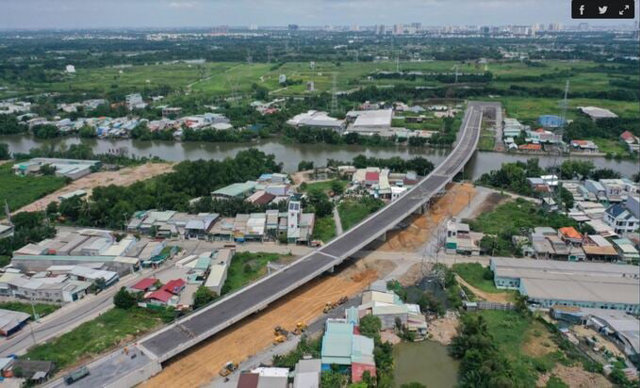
xmin=1 ymin=0 xmax=635 ymax=30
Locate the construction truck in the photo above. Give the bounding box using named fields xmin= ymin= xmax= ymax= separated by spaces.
xmin=64 ymin=366 xmax=90 ymax=385
xmin=219 ymin=361 xmax=238 ymax=377
xmin=337 ymin=296 xmax=348 ymax=305
xmin=273 ymin=334 xmax=287 ymax=344
xmin=293 ymin=321 xmax=308 ymax=336
xmin=273 ymin=326 xmax=289 ymax=344
xmin=323 ymin=301 xmax=336 ymax=313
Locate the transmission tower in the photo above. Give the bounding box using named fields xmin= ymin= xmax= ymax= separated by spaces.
xmin=330 ymin=73 xmax=338 ymax=114
xmin=267 ymin=46 xmax=273 ymax=63
xmin=395 ymin=56 xmax=400 ymax=73
xmin=246 ymin=49 xmax=253 ymax=64
xmin=559 ymin=80 xmax=570 ymax=137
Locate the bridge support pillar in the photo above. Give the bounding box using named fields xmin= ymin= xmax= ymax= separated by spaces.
xmin=376 ymin=231 xmax=387 ymax=242
xmin=327 ymin=266 xmax=335 ymax=274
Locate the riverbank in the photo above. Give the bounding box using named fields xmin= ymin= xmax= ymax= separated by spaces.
xmin=2 ymin=135 xmax=638 ymax=178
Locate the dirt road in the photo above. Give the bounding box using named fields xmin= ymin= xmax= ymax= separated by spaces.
xmin=378 ymin=183 xmax=476 ymax=252
xmin=142 ymin=260 xmax=389 ymax=388
xmin=16 ymin=162 xmax=174 ymax=213
xmin=455 ymin=275 xmax=512 ymax=303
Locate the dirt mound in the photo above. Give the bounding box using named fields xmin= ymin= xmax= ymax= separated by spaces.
xmin=537 ymin=365 xmax=612 ymax=388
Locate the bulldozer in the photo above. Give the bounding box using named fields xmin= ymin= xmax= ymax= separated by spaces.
xmin=337 ymin=296 xmax=348 ymax=305
xmin=323 ymin=301 xmax=336 ymax=313
xmin=219 ymin=361 xmax=238 ymax=377
xmin=293 ymin=321 xmax=308 ymax=336
xmin=273 ymin=334 xmax=287 ymax=344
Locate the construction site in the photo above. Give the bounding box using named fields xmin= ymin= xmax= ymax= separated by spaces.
xmin=141 ymin=183 xmax=485 ymax=387
xmin=15 ymin=162 xmax=174 ymax=213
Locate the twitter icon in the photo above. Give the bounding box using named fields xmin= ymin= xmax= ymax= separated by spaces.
xmin=597 ymin=5 xmax=608 ymax=14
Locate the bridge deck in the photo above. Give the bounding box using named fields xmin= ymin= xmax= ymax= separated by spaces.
xmin=138 ymin=101 xmax=497 ymax=362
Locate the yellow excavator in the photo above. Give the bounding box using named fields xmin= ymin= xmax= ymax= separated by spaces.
xmin=219 ymin=361 xmax=238 ymax=377
xmin=293 ymin=321 xmax=308 ymax=335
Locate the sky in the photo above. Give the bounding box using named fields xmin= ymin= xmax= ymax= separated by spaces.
xmin=0 ymin=0 xmax=634 ymax=29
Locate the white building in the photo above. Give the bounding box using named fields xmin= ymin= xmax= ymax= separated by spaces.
xmin=125 ymin=93 xmax=147 ymax=110
xmin=65 ymin=65 xmax=76 ymax=73
xmin=286 ymin=110 xmax=344 ymax=130
xmin=346 ymin=109 xmax=393 ymax=135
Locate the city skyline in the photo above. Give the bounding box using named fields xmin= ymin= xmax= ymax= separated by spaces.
xmin=1 ymin=0 xmax=636 ymax=30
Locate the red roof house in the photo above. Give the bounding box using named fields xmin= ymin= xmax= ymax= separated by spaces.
xmin=162 ymin=279 xmax=186 ymax=295
xmin=364 ymin=171 xmax=379 ymax=185
xmin=519 ymin=143 xmax=542 ymax=151
xmin=130 ymin=277 xmax=157 ymax=292
xmin=145 ymin=290 xmax=174 ymax=305
xmin=620 ymin=131 xmax=636 ymax=142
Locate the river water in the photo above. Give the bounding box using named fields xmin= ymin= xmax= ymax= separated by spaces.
xmin=2 ymin=135 xmax=638 ymax=179
xmin=393 ymin=340 xmax=459 ymax=387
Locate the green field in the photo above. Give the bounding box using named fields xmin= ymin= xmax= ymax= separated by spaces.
xmin=24 ymin=307 xmax=162 ymax=370
xmin=338 ymin=197 xmax=384 ymax=231
xmin=222 ymin=251 xmax=281 ymax=294
xmin=311 ymin=216 xmax=336 ymax=242
xmin=592 ymin=138 xmax=629 ymax=156
xmin=452 ymin=263 xmax=500 ymax=293
xmin=0 ymin=301 xmax=59 ymax=320
xmin=300 ymin=179 xmax=347 ymax=194
xmin=469 ymin=198 xmax=577 ymax=235
xmin=0 ymin=163 xmax=67 ymax=211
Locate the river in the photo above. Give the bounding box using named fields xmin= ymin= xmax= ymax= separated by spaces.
xmin=393 ymin=340 xmax=459 ymax=387
xmin=2 ymin=135 xmax=638 ymax=179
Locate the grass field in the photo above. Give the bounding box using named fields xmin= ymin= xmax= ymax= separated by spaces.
xmin=592 ymin=138 xmax=629 ymax=156
xmin=222 ymin=251 xmax=281 ymax=294
xmin=0 ymin=301 xmax=59 ymax=320
xmin=493 ymin=97 xmax=640 ymax=122
xmin=312 ymin=216 xmax=336 ymax=242
xmin=469 ymin=198 xmax=576 ymax=235
xmin=0 ymin=163 xmax=67 ymax=211
xmin=452 ymin=263 xmax=499 ymax=293
xmin=24 ymin=307 xmax=162 ymax=371
xmin=338 ymin=198 xmax=384 ymax=231
xmin=301 ymin=179 xmax=347 ymax=194
xmin=477 ymin=310 xmax=567 ymax=386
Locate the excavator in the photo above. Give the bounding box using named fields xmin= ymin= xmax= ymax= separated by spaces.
xmin=292 ymin=321 xmax=308 ymax=335
xmin=273 ymin=326 xmax=289 ymax=344
xmin=323 ymin=296 xmax=349 ymax=313
xmin=219 ymin=361 xmax=238 ymax=377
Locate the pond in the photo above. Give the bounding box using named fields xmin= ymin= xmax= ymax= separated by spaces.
xmin=393 ymin=340 xmax=459 ymax=387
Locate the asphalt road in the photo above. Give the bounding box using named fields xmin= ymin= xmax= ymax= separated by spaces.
xmin=138 ymin=101 xmax=495 ymax=361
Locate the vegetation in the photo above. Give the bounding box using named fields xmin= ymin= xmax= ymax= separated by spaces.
xmin=469 ymin=198 xmax=585 ymax=256
xmin=24 ymin=307 xmax=165 ymax=371
xmin=0 ymin=301 xmax=59 ymax=320
xmin=57 ymin=149 xmax=281 ymax=229
xmin=193 ymin=286 xmax=217 ymax=309
xmin=312 ymin=216 xmax=336 ymax=242
xmin=221 ymin=252 xmax=281 ymax=295
xmin=452 ymin=263 xmax=499 ymax=294
xmin=272 ymin=336 xmax=321 ymax=368
xmin=0 ymin=162 xmax=67 ymax=211
xmin=338 ymin=197 xmax=385 ymax=230
xmin=0 ymin=211 xmax=56 ymax=263
xmin=113 ymin=287 xmax=137 ymax=309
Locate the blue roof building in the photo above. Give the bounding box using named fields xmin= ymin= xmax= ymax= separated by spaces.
xmin=538 ymin=115 xmax=566 ymax=128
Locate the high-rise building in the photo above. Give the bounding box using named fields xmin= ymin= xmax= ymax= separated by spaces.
xmin=393 ymin=24 xmax=404 ymax=35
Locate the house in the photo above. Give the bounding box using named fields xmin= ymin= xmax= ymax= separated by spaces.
xmin=0 ymin=224 xmax=14 ymax=240
xmin=125 ymin=93 xmax=147 ymax=110
xmin=620 ymin=131 xmax=639 ymax=153
xmin=503 ymin=118 xmax=524 ymax=138
xmin=604 ymin=203 xmax=639 ymax=235
xmin=69 ymin=266 xmax=119 ymax=288
xmin=129 ymin=277 xmax=158 ymax=293
xmin=293 ymin=359 xmax=321 ymax=388
xmin=582 ymin=235 xmax=620 ymax=262
xmin=320 ymin=319 xmax=376 ymax=379
xmin=519 ymin=143 xmax=542 ymax=152
xmin=600 ymin=179 xmax=626 ymax=203
xmin=9 ymin=360 xmax=55 ymax=384
xmin=611 ymin=238 xmax=640 ymax=264
xmin=145 ymin=290 xmax=176 ymax=306
xmin=0 ymin=308 xmax=30 ymax=336
xmin=584 ymin=180 xmax=607 ymax=202
xmin=204 ymin=249 xmax=233 ymax=295
xmin=570 ymin=140 xmax=598 ymax=152
xmin=162 ymin=279 xmax=186 ymax=295
xmin=558 ymin=227 xmax=583 ymax=246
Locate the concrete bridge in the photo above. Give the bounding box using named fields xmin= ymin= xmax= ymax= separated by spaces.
xmin=136 ymin=101 xmax=500 ymax=362
xmin=44 ymin=101 xmax=501 ymax=388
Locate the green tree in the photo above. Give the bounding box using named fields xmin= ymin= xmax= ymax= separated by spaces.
xmin=193 ymin=286 xmax=216 ymax=309
xmin=400 ymin=383 xmax=427 ymax=388
xmin=330 ymin=180 xmax=345 ymax=196
xmin=78 ymin=125 xmax=97 ymax=138
xmin=113 ymin=287 xmax=136 ymax=309
xmin=359 ymin=314 xmax=382 ymax=342
xmin=0 ymin=143 xmax=10 ymax=160
xmin=298 ymin=160 xmax=314 ymax=171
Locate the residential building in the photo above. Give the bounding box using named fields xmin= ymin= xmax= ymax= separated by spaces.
xmin=570 ymin=140 xmax=598 ymax=152
xmin=582 ymin=235 xmax=620 ymax=262
xmin=0 ymin=309 xmax=30 ymax=336
xmin=125 ymin=93 xmax=147 ymax=110
xmin=611 ymin=238 xmax=640 ymax=263
xmin=503 ymin=118 xmax=524 ymax=138
xmin=204 ymin=249 xmax=233 ymax=295
xmin=605 ymin=203 xmax=639 ymax=235
xmin=293 ymin=359 xmax=321 ymax=388
xmin=320 ymin=319 xmax=376 ymax=382
xmin=620 ymin=131 xmax=639 ymax=153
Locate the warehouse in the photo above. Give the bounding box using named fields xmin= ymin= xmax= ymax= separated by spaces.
xmin=346 ymin=109 xmax=393 ymax=135
xmin=490 ymin=258 xmax=640 ymax=314
xmin=12 ymin=158 xmax=100 ymax=180
xmin=0 ymin=309 xmax=30 ymax=336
